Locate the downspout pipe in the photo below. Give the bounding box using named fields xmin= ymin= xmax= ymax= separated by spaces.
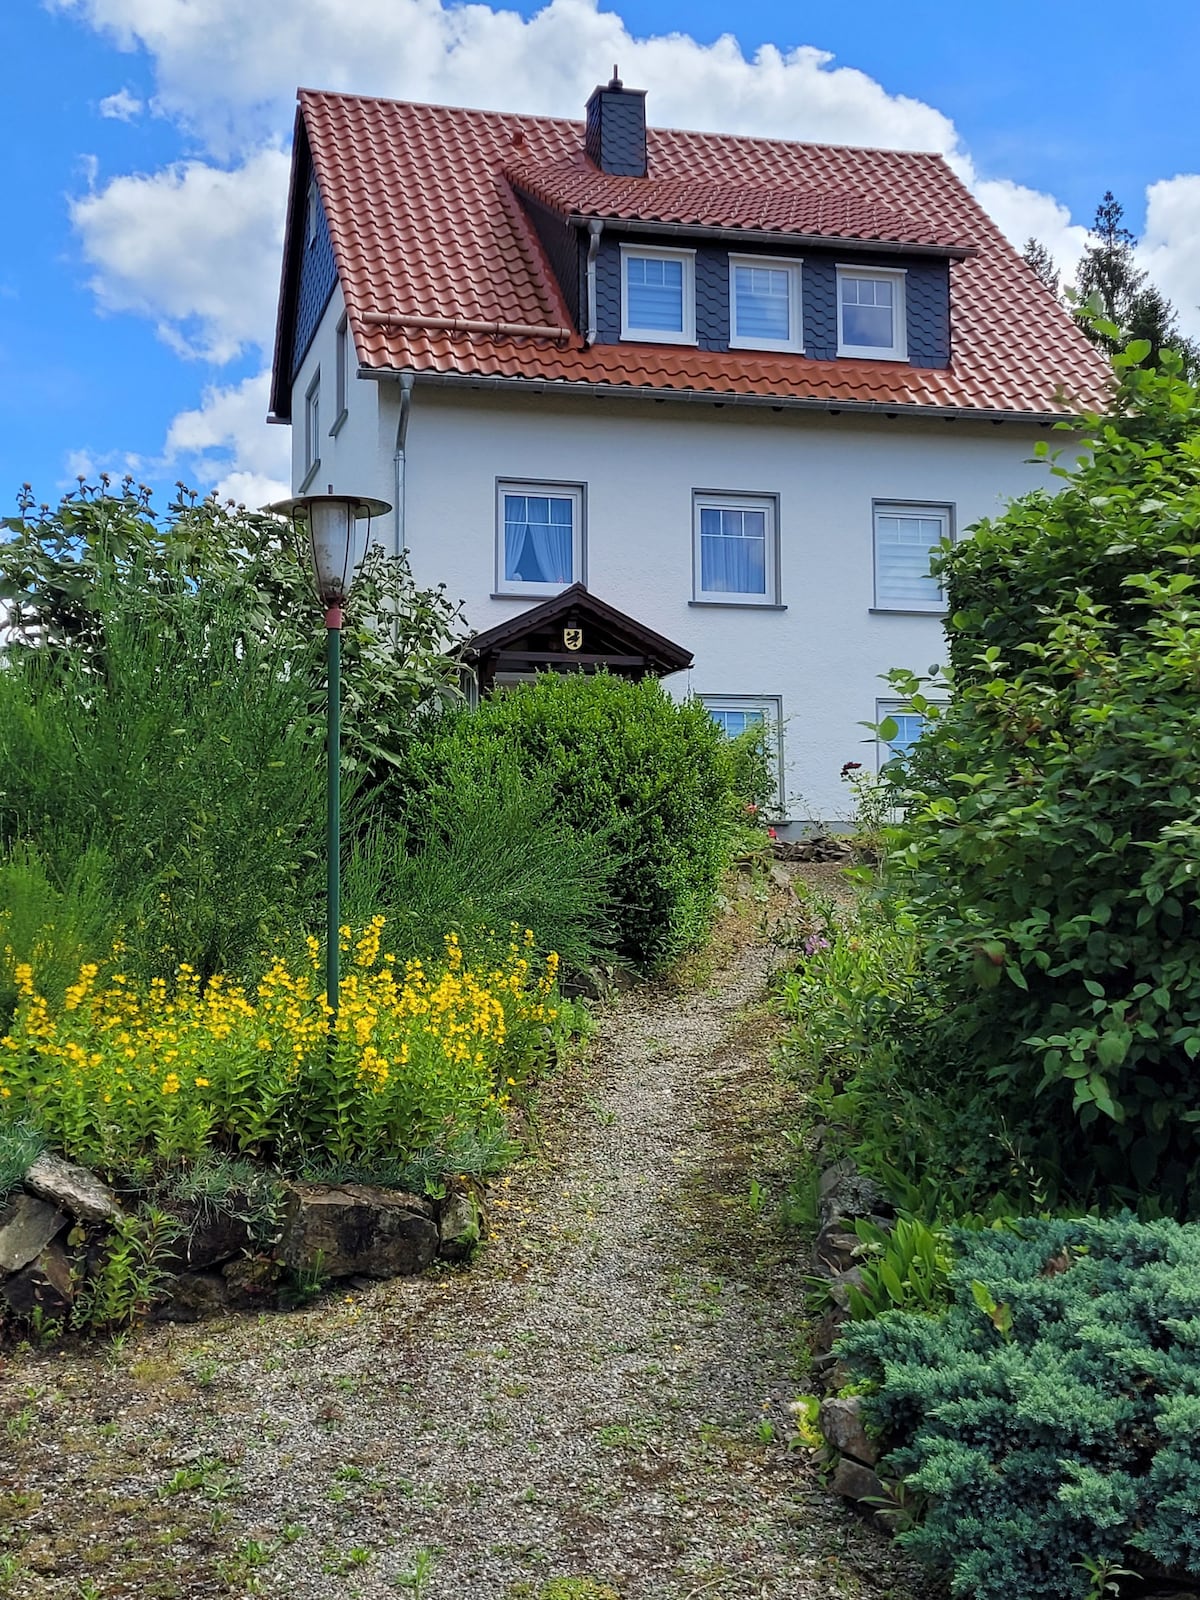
xmin=392 ymin=371 xmax=414 ymax=561
xmin=585 ymin=219 xmax=603 ymax=347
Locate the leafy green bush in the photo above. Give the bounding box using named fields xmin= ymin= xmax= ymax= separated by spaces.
xmin=838 ymin=1213 xmax=1200 ymax=1600
xmin=387 ymin=674 xmax=740 ymax=973
xmin=0 ymin=846 xmax=114 ymax=1023
xmin=880 ymin=354 xmax=1200 ymax=1213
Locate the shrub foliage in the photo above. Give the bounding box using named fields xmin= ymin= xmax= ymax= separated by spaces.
xmin=882 ymin=352 xmax=1200 ymax=1211
xmin=387 ymin=673 xmax=742 ymax=973
xmin=839 ymin=1214 xmax=1200 ymax=1599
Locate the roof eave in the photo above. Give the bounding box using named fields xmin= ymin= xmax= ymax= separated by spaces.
xmin=267 ymin=105 xmax=312 ymax=425
xmin=364 ymin=364 xmax=1091 ymax=426
xmin=558 ymin=213 xmax=978 ymax=260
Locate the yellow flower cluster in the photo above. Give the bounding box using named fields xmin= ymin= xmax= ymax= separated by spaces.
xmin=0 ymin=923 xmax=564 ymax=1171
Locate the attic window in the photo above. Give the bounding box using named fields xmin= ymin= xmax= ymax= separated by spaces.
xmin=620 ymin=245 xmax=696 ymax=345
xmin=729 ymin=256 xmax=803 ymax=353
xmin=837 ymin=267 xmax=907 ymax=360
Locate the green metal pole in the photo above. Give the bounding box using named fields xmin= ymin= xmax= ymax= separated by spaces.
xmin=325 ymin=606 xmax=343 ymax=1018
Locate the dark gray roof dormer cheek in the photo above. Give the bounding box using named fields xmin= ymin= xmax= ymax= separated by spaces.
xmin=291 ymin=186 xmax=338 ymax=381
xmin=592 ymin=237 xmax=951 ymax=366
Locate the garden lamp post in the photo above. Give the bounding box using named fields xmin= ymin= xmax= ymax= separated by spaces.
xmin=265 ymin=491 xmax=391 ymax=1017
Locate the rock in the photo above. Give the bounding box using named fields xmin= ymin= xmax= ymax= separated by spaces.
xmin=827 ymin=1267 xmax=866 ymax=1313
xmin=156 ymin=1272 xmax=229 ymax=1323
xmin=167 ymin=1207 xmax=257 ymax=1272
xmin=811 ymin=1304 xmax=849 ymax=1362
xmin=221 ymin=1254 xmax=280 ymax=1305
xmin=24 ymin=1153 xmax=121 ymax=1224
xmin=811 ymin=1222 xmax=861 ymax=1274
xmin=438 ymin=1187 xmax=484 ymax=1261
xmin=830 ymin=1455 xmax=885 ymax=1504
xmin=817 ymin=1165 xmax=888 ymax=1228
xmin=0 ymin=1193 xmax=68 ymax=1273
xmin=820 ymin=1396 xmax=881 ymax=1466
xmin=280 ymin=1183 xmax=438 ymax=1279
xmin=1 ymin=1239 xmax=74 ymax=1321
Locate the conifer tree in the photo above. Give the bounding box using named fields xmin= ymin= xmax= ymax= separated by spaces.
xmin=1072 ymin=191 xmax=1198 ymax=374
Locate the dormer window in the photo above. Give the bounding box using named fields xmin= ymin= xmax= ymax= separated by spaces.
xmin=837 ymin=267 xmax=907 ymax=360
xmin=620 ymin=245 xmax=696 ymax=345
xmin=729 ymin=256 xmax=803 ymax=353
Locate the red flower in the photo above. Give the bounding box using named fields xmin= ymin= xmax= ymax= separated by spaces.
xmin=840 ymin=761 xmax=863 ymax=778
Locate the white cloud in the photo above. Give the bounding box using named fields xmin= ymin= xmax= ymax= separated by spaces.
xmin=164 ymin=370 xmax=290 ymax=505
xmin=55 ymin=0 xmax=961 ymax=158
xmin=1139 ymin=175 xmax=1200 ymax=340
xmin=70 ymin=146 xmax=289 ymax=362
xmin=98 ymin=86 xmax=143 ymax=120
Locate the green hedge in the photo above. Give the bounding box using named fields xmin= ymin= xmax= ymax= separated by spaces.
xmin=839 ymin=1214 xmax=1200 ymax=1600
xmin=387 ymin=674 xmax=741 ymax=973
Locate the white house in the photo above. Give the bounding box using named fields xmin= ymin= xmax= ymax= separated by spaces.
xmin=268 ymin=78 xmax=1107 ymax=825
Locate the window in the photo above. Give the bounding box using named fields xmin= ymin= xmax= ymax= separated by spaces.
xmin=303 ymin=371 xmax=320 ymax=484
xmin=873 ymin=501 xmax=951 ymax=612
xmin=877 ymin=699 xmax=944 ymax=766
xmin=837 ymin=267 xmax=907 ymax=359
xmin=496 ymin=481 xmax=583 ymax=595
xmin=729 ymin=256 xmax=803 ymax=352
xmin=305 ymin=178 xmax=319 ymax=248
xmin=700 ymin=695 xmax=785 ymax=797
xmin=693 ymin=492 xmax=778 ymax=604
xmin=621 ymin=246 xmax=696 ymax=344
xmin=333 ymin=315 xmax=349 ymax=429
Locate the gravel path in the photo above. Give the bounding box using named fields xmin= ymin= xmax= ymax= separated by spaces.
xmin=1 ymin=896 xmax=935 ymax=1600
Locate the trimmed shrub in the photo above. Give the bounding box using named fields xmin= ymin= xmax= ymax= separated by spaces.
xmin=387 ymin=674 xmax=740 ymax=973
xmin=839 ymin=1214 xmax=1200 ymax=1600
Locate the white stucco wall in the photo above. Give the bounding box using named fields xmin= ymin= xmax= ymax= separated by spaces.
xmin=291 ymin=297 xmax=1060 ymax=824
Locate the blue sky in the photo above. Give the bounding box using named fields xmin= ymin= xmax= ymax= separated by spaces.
xmin=4 ymin=0 xmax=1199 ymax=512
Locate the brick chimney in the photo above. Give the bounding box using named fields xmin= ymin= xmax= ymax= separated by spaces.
xmin=585 ymin=69 xmax=647 ymax=178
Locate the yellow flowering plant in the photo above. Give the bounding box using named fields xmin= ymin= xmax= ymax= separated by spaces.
xmin=0 ymin=919 xmax=566 ymax=1175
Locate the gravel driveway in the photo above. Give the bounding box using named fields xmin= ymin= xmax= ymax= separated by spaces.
xmin=1 ymin=890 xmax=936 ymax=1600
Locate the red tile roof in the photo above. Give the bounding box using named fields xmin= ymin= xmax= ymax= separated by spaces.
xmin=278 ymin=89 xmax=1109 ymax=421
xmin=504 ymin=157 xmax=977 ymax=253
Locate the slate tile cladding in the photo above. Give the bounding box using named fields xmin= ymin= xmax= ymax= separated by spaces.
xmin=291 ymin=183 xmax=339 ymax=380
xmin=595 ymin=240 xmax=949 ymax=365
xmin=585 ymin=79 xmax=648 ymax=178
xmin=271 ymin=91 xmax=1111 ymax=421
xmin=521 ymin=190 xmax=584 ymax=330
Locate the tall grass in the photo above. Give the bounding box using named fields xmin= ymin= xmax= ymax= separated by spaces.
xmin=344 ymin=775 xmax=615 ymax=972
xmin=0 ymin=574 xmax=326 ymax=983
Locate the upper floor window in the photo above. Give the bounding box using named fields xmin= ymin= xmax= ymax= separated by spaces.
xmin=303 ymin=371 xmax=320 ymax=484
xmin=838 ymin=267 xmax=907 ymax=360
xmin=693 ymin=491 xmax=779 ymax=605
xmin=496 ymin=481 xmax=584 ymax=596
xmin=873 ymin=501 xmax=951 ymax=612
xmin=729 ymin=256 xmax=803 ymax=353
xmin=621 ymin=246 xmax=696 ymax=344
xmin=333 ymin=314 xmax=349 ymax=429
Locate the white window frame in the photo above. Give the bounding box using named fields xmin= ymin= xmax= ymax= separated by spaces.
xmin=620 ymin=244 xmax=697 ymax=345
xmin=495 ymin=479 xmax=585 ymax=598
xmin=728 ymin=255 xmax=803 ymax=353
xmin=699 ymin=694 xmax=785 ymax=799
xmin=332 ymin=314 xmax=349 ymax=433
xmin=837 ymin=266 xmax=908 ymax=360
xmin=876 ymin=698 xmax=946 ymax=769
xmin=872 ymin=500 xmax=953 ymax=614
xmin=692 ymin=490 xmax=779 ymax=606
xmin=301 ymin=371 xmax=321 ymax=488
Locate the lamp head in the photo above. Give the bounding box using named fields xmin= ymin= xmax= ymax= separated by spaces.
xmin=264 ymin=491 xmax=391 ymax=607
